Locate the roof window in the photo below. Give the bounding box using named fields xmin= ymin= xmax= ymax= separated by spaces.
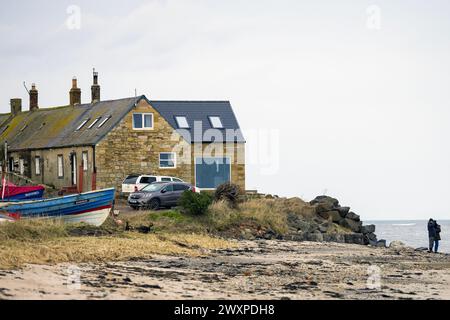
xmin=76 ymin=119 xmax=90 ymax=131
xmin=88 ymin=117 xmax=101 ymax=129
xmin=209 ymin=116 xmax=223 ymax=129
xmin=175 ymin=116 xmax=189 ymax=129
xmin=98 ymin=116 xmax=111 ymax=128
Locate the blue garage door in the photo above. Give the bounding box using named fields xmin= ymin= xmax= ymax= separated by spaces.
xmin=195 ymin=157 xmax=231 ymax=189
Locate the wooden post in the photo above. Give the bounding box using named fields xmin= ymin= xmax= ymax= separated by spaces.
xmin=91 ymin=168 xmax=97 ymax=191
xmin=78 ymin=165 xmax=83 ymax=193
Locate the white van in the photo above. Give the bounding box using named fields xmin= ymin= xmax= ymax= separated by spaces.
xmin=121 ymin=175 xmax=184 ymax=193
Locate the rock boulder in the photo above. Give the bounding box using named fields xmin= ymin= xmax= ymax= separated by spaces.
xmin=345 ymin=212 xmax=360 ymax=221
xmin=340 ymin=218 xmax=362 ymax=233
xmin=361 ymin=224 xmax=376 ymax=234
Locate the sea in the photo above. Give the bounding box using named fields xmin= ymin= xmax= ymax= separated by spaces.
xmin=366 ymin=220 xmax=450 ymax=253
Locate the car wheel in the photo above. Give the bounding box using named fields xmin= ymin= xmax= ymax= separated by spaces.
xmin=148 ymin=198 xmax=160 ymax=211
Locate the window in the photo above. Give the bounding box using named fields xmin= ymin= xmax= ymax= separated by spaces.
xmin=19 ymin=159 xmax=24 ymax=175
xmin=174 ymin=184 xmax=189 ymax=191
xmin=98 ymin=116 xmax=111 ymax=128
xmin=142 ymin=184 xmax=165 ymax=192
xmin=175 ymin=116 xmax=189 ymax=128
xmin=161 ymin=177 xmax=172 ymax=182
xmin=140 ymin=176 xmax=157 ymax=184
xmin=57 ymin=155 xmax=64 ymax=178
xmin=82 ymin=152 xmax=88 ymax=172
xmin=35 ymin=157 xmax=41 ymax=175
xmin=159 ymin=153 xmax=176 ymax=168
xmin=209 ymin=116 xmax=223 ymax=128
xmin=76 ymin=119 xmax=90 ymax=131
xmin=123 ymin=175 xmax=139 ymax=184
xmin=173 ymin=178 xmax=183 ymax=182
xmin=133 ymin=113 xmax=153 ymax=130
xmin=88 ymin=117 xmax=101 ymax=129
xmin=195 ymin=157 xmax=231 ymax=189
xmin=162 ymin=184 xmax=174 ymax=192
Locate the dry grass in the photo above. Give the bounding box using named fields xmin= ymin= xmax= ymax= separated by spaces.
xmin=206 ymin=197 xmax=315 ymax=234
xmin=0 ymin=196 xmax=315 ymax=269
xmin=0 ymin=220 xmax=234 ymax=270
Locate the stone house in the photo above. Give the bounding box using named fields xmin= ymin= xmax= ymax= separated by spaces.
xmin=0 ymin=72 xmax=245 ymax=194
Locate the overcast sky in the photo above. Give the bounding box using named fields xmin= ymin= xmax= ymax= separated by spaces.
xmin=1 ymin=0 xmax=449 ymax=220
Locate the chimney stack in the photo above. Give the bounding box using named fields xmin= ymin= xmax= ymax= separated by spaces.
xmin=29 ymin=83 xmax=39 ymax=111
xmin=10 ymin=98 xmax=22 ymax=116
xmin=69 ymin=77 xmax=81 ymax=106
xmin=91 ymin=68 xmax=100 ymax=103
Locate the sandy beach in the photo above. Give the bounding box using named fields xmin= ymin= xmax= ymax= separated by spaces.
xmin=1 ymin=240 xmax=449 ymax=300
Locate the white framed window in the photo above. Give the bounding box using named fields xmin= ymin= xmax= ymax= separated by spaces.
xmin=82 ymin=152 xmax=88 ymax=171
xmin=57 ymin=155 xmax=64 ymax=178
xmin=35 ymin=157 xmax=41 ymax=175
xmin=159 ymin=152 xmax=176 ymax=168
xmin=19 ymin=158 xmax=24 ymax=175
xmin=98 ymin=116 xmax=111 ymax=128
xmin=76 ymin=119 xmax=90 ymax=131
xmin=175 ymin=116 xmax=189 ymax=129
xmin=209 ymin=116 xmax=223 ymax=128
xmin=133 ymin=113 xmax=153 ymax=130
xmin=88 ymin=117 xmax=101 ymax=129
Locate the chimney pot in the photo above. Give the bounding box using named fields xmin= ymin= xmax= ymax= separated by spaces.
xmin=29 ymin=83 xmax=39 ymax=111
xmin=91 ymin=68 xmax=101 ymax=103
xmin=70 ymin=77 xmax=81 ymax=105
xmin=10 ymin=98 xmax=22 ymax=115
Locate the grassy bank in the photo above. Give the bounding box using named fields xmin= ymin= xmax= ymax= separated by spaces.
xmin=0 ymin=219 xmax=233 ymax=269
xmin=0 ymin=197 xmax=327 ymax=270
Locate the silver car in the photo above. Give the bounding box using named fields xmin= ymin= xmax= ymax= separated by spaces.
xmin=127 ymin=182 xmax=194 ymax=210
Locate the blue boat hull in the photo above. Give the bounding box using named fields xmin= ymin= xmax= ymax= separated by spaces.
xmin=0 ymin=188 xmax=115 ymax=226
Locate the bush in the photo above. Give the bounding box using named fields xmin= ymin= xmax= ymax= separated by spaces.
xmin=178 ymin=191 xmax=213 ymax=216
xmin=214 ymin=182 xmax=242 ymax=208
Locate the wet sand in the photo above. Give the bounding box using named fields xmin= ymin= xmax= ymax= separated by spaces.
xmin=0 ymin=240 xmax=449 ymax=300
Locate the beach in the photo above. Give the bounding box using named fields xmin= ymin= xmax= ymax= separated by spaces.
xmin=1 ymin=240 xmax=449 ymax=300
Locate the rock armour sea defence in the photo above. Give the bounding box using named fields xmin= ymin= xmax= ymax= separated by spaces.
xmin=283 ymin=196 xmax=385 ymax=247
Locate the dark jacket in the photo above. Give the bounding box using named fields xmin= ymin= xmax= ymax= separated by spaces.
xmin=428 ymin=220 xmax=437 ymax=238
xmin=435 ymin=224 xmax=441 ymax=241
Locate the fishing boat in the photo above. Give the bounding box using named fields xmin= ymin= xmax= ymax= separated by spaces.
xmin=0 ymin=183 xmax=45 ymax=201
xmin=0 ymin=188 xmax=115 ymax=226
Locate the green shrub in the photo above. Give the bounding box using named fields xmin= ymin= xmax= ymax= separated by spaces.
xmin=178 ymin=191 xmax=213 ymax=216
xmin=214 ymin=182 xmax=242 ymax=208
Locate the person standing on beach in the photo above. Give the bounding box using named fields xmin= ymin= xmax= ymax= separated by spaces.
xmin=427 ymin=219 xmax=440 ymax=253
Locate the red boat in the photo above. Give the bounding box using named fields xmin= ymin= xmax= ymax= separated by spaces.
xmin=1 ymin=182 xmax=45 ymax=201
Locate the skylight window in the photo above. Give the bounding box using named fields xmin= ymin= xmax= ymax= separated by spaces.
xmin=88 ymin=117 xmax=101 ymax=129
xmin=98 ymin=116 xmax=111 ymax=128
xmin=76 ymin=119 xmax=90 ymax=131
xmin=209 ymin=116 xmax=223 ymax=129
xmin=175 ymin=116 xmax=189 ymax=129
